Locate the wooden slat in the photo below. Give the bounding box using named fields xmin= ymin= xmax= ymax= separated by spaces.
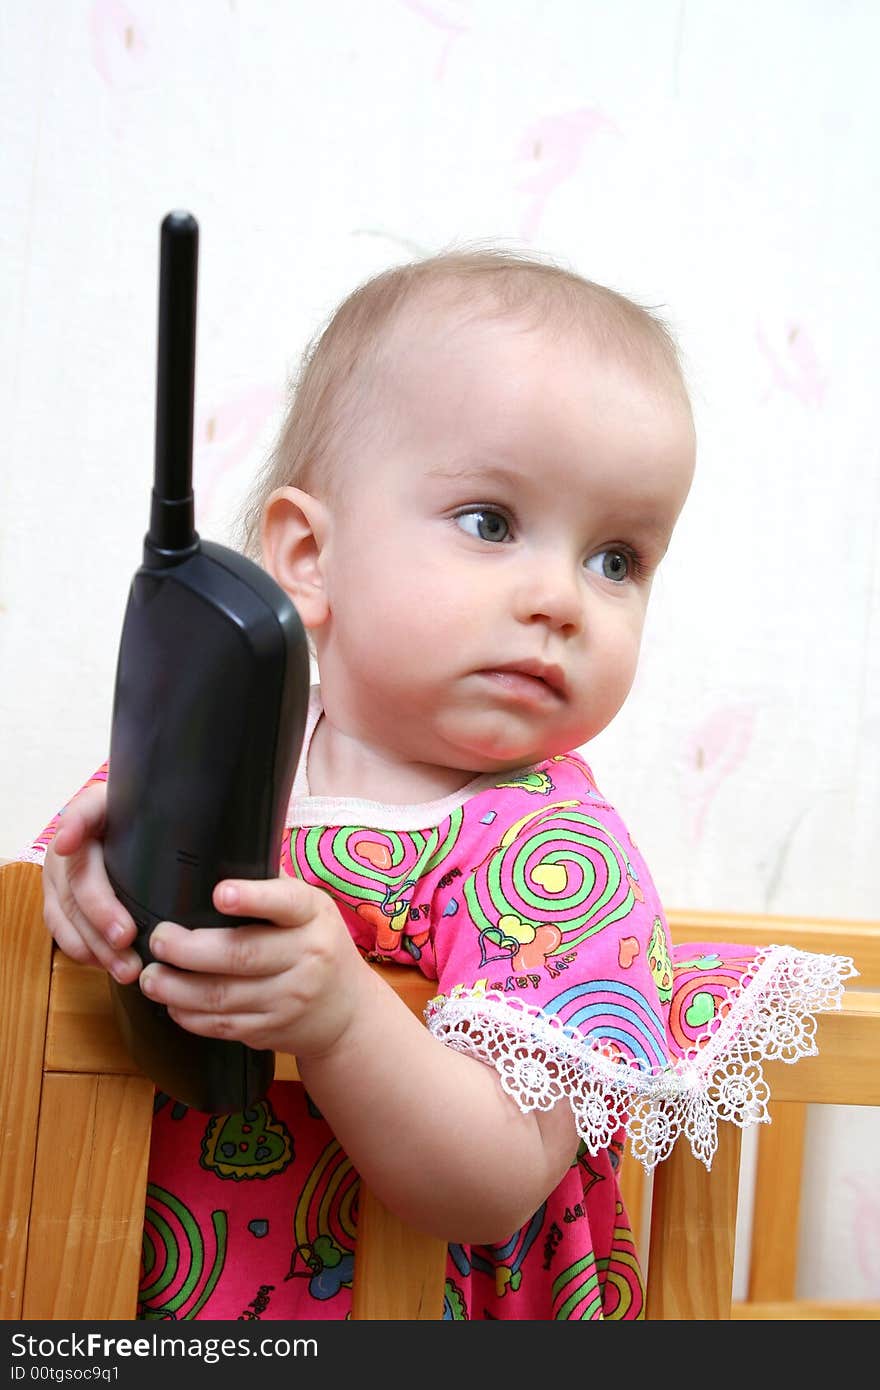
xmin=351 ymin=1186 xmax=448 ymax=1319
xmin=0 ymin=861 xmax=53 ymax=1319
xmin=748 ymin=1101 xmax=807 ymax=1301
xmin=761 ymin=992 xmax=880 ymax=1105
xmin=23 ymin=1072 xmax=154 ymax=1319
xmin=47 ymin=955 xmax=436 ymax=1082
xmin=645 ymin=1121 xmax=742 ymax=1320
xmin=739 ymin=995 xmax=880 ymax=1319
xmin=45 ymin=953 xmax=304 ymax=1079
xmin=732 ymin=1300 xmax=880 ymax=1320
xmin=46 ymin=956 xmax=138 ymax=1074
xmin=668 ymin=909 xmax=880 ymax=987
xmin=43 ymin=972 xmax=301 ymax=1083
xmin=618 ymin=1151 xmax=646 ymax=1255
xmin=47 ymin=923 xmax=879 ymax=1092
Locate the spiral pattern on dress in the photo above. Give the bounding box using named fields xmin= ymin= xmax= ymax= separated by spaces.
xmin=465 ymin=809 xmax=636 ymax=954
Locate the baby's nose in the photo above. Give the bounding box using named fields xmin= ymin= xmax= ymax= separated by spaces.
xmin=514 ymin=560 xmax=583 ymax=632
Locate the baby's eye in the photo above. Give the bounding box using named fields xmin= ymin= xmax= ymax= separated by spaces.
xmin=455 ymin=509 xmax=511 ymax=543
xmin=585 ymin=549 xmax=631 ymax=583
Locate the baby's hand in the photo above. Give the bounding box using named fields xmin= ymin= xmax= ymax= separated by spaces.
xmin=42 ymin=783 xmax=142 ymax=983
xmin=138 ymin=877 xmax=369 ymax=1058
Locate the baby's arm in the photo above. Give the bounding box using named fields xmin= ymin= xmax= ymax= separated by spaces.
xmin=141 ymin=875 xmax=578 ymax=1245
xmin=300 ymin=971 xmax=579 ymax=1245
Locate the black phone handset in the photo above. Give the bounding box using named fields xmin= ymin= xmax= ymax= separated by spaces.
xmin=104 ymin=212 xmax=310 ymax=1113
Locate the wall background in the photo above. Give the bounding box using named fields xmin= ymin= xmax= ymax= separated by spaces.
xmin=2 ymin=0 xmax=878 ymax=1302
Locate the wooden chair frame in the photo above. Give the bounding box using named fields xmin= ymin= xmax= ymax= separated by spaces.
xmin=628 ymin=910 xmax=880 ymax=1319
xmin=2 ymin=860 xmax=878 ymax=1320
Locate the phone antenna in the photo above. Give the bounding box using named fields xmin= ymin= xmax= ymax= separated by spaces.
xmin=145 ymin=210 xmax=200 ymax=565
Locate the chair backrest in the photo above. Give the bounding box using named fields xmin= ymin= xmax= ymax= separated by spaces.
xmin=620 ymin=908 xmax=880 ymax=1319
xmin=644 ymin=979 xmax=880 ymax=1318
xmin=0 ymin=860 xmax=448 ymax=1320
xmin=2 ymin=858 xmax=878 ymax=1320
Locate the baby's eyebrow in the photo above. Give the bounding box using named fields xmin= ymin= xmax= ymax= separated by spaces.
xmin=425 ymin=458 xmax=522 ymax=488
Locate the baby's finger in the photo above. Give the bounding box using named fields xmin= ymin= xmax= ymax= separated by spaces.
xmin=213 ymin=875 xmax=324 ymax=929
xmin=69 ymin=903 xmax=142 ymax=981
xmin=152 ymin=1001 xmax=268 ymax=1047
xmin=48 ymin=857 xmax=142 ymax=983
xmin=51 ymin=784 xmax=108 ymax=858
xmin=44 ymin=888 xmax=141 ymax=981
xmin=43 ymin=893 xmax=104 ymax=969
xmin=139 ymin=962 xmax=272 ymax=1019
xmin=148 ymin=920 xmax=292 ymax=977
xmin=64 ymin=838 xmax=137 ymax=949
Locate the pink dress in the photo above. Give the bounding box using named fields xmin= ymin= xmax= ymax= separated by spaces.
xmin=23 ymin=687 xmax=855 ymax=1321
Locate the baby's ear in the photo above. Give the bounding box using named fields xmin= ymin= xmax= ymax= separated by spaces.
xmin=260 ymin=486 xmax=330 ymax=630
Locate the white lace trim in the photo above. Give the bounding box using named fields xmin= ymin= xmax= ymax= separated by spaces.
xmin=426 ymin=946 xmax=857 ymax=1172
xmin=16 ymin=846 xmax=46 ymax=865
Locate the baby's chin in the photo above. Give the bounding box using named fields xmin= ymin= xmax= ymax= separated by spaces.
xmin=437 ymin=722 xmax=588 ymax=775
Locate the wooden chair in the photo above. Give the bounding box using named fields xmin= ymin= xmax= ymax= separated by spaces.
xmin=622 ymin=909 xmax=880 ymax=1319
xmin=2 ymin=859 xmax=878 ymax=1320
xmin=0 ymin=860 xmax=445 ymax=1321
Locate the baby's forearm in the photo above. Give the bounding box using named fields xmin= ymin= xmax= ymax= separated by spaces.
xmin=297 ymin=968 xmax=578 ymax=1244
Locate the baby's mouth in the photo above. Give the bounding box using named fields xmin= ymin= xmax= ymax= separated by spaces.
xmin=475 ymin=664 xmax=566 ymax=703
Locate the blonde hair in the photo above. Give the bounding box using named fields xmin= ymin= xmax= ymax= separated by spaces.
xmin=235 ymin=247 xmax=689 ymax=561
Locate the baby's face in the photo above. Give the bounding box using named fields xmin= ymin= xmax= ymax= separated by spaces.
xmin=312 ymin=311 xmax=695 ymax=773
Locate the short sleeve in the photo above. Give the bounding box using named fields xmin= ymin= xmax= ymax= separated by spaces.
xmin=18 ymin=762 xmax=109 ymax=865
xmin=426 ymin=795 xmax=856 ymax=1172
